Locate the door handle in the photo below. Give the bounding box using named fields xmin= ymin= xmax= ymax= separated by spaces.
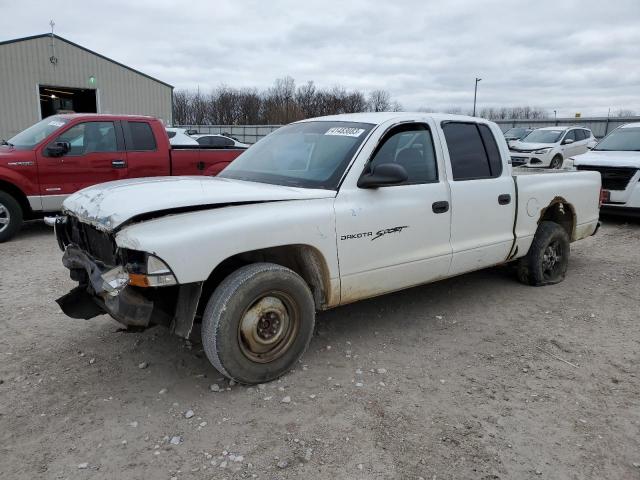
xmin=111 ymin=159 xmax=127 ymax=169
xmin=196 ymin=161 xmax=205 ymax=171
xmin=432 ymin=201 xmax=449 ymax=214
xmin=498 ymin=194 xmax=511 ymax=205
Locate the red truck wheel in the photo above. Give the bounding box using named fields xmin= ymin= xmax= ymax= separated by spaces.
xmin=0 ymin=191 xmax=23 ymax=243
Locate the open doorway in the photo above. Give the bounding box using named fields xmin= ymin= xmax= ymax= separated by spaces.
xmin=39 ymin=85 xmax=97 ymax=118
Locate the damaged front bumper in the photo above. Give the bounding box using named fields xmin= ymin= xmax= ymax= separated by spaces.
xmin=57 ymin=245 xmax=154 ymax=327
xmin=56 ymin=244 xmax=203 ymax=339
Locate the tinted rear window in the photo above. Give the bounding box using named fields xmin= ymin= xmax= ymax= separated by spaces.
xmin=442 ymin=122 xmax=491 ymax=180
xmin=478 ymin=124 xmax=503 ymax=177
xmin=127 ymin=122 xmax=156 ymax=151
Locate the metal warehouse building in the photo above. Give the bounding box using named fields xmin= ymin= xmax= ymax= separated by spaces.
xmin=0 ymin=33 xmax=173 ymax=140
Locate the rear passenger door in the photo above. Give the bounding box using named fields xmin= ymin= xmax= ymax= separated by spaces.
xmin=122 ymin=121 xmax=169 ymax=178
xmin=440 ymin=121 xmax=516 ymax=275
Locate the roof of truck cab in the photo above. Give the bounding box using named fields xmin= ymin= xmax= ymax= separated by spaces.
xmin=52 ymin=113 xmax=158 ymax=121
xmin=296 ymin=112 xmax=490 ymax=126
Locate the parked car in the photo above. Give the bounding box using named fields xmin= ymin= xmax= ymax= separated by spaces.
xmin=192 ymin=134 xmax=250 ymax=148
xmin=54 ymin=112 xmax=601 ymax=384
xmin=503 ymin=127 xmax=533 ymax=144
xmin=0 ymin=114 xmax=246 ymax=241
xmin=509 ymin=126 xmax=596 ymax=168
xmin=573 ymin=122 xmax=640 ymax=217
xmin=166 ymin=127 xmax=199 ymax=146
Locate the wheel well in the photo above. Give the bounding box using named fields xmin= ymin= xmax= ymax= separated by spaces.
xmin=0 ymin=180 xmax=32 ymax=219
xmin=197 ymin=245 xmax=331 ymax=317
xmin=539 ymin=198 xmax=575 ymax=240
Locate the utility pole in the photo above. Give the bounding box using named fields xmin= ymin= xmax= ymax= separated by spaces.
xmin=554 ymin=110 xmax=557 ymax=125
xmin=473 ymin=78 xmax=481 ymax=117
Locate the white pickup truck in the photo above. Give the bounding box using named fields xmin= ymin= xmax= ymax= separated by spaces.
xmin=54 ymin=113 xmax=601 ymax=384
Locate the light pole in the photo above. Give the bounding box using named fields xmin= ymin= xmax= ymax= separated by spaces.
xmin=554 ymin=110 xmax=557 ymax=125
xmin=473 ymin=78 xmax=482 ymax=117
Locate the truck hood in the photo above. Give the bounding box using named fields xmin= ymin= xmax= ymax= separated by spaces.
xmin=63 ymin=176 xmax=336 ymax=232
xmin=572 ymin=150 xmax=640 ymax=169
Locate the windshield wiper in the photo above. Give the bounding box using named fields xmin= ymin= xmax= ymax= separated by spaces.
xmin=0 ymin=139 xmax=13 ymax=146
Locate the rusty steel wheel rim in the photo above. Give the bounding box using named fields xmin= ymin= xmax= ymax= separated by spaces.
xmin=238 ymin=291 xmax=300 ymax=363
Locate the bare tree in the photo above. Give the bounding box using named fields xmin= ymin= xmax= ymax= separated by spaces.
xmin=367 ymin=90 xmax=391 ymax=112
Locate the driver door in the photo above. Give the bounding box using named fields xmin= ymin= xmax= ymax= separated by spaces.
xmin=36 ymin=121 xmax=128 ymax=210
xmin=334 ymin=122 xmax=452 ymax=303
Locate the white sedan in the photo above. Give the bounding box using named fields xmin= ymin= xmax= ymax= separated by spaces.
xmin=509 ymin=126 xmax=596 ymax=168
xmin=192 ymin=134 xmax=250 ymax=148
xmin=166 ymin=127 xmax=199 ymax=146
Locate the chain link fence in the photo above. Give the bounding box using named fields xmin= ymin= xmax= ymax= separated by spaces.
xmin=178 ymin=116 xmax=639 ymax=143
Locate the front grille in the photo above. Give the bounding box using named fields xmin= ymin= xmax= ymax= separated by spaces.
xmin=576 ymin=165 xmax=638 ymax=190
xmin=65 ymin=216 xmax=118 ymax=265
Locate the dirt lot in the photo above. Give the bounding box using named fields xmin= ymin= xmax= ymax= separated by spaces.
xmin=1 ymin=218 xmax=639 ymax=480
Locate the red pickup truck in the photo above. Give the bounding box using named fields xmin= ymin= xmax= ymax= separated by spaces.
xmin=0 ymin=114 xmax=247 ymax=242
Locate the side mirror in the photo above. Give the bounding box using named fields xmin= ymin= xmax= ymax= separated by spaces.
xmin=562 ymin=138 xmax=575 ymax=145
xmin=46 ymin=141 xmax=70 ymax=157
xmin=358 ymin=163 xmax=408 ymax=188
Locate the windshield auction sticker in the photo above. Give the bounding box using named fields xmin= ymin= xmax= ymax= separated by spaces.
xmin=325 ymin=127 xmax=365 ymax=137
xmin=48 ymin=121 xmax=66 ymax=127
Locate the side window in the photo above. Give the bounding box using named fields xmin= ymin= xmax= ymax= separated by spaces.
xmin=442 ymin=122 xmax=495 ymax=180
xmin=209 ymin=136 xmax=234 ymax=147
xmin=52 ymin=122 xmax=117 ymax=155
xmin=367 ymin=124 xmax=438 ymax=185
xmin=127 ymin=122 xmax=157 ymax=151
xmin=478 ymin=124 xmax=503 ymax=177
xmin=196 ymin=136 xmax=211 ymax=146
xmin=563 ymin=130 xmax=576 ymax=143
xmin=574 ymin=129 xmax=585 ymax=141
xmin=166 ymin=131 xmax=177 ymax=139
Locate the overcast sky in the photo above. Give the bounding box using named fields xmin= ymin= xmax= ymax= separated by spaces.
xmin=2 ymin=0 xmax=639 ymax=116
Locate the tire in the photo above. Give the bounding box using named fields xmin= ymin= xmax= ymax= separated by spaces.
xmin=201 ymin=263 xmax=316 ymax=384
xmin=549 ymin=155 xmax=563 ymax=169
xmin=517 ymin=221 xmax=570 ymax=286
xmin=0 ymin=191 xmax=23 ymax=243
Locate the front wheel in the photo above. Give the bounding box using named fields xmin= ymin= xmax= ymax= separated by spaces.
xmin=0 ymin=191 xmax=23 ymax=243
xmin=201 ymin=263 xmax=316 ymax=384
xmin=517 ymin=221 xmax=570 ymax=286
xmin=549 ymin=155 xmax=563 ymax=169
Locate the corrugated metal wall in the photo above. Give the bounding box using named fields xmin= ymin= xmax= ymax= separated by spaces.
xmin=0 ymin=35 xmax=172 ymax=139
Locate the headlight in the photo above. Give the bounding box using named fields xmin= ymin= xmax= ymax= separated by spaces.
xmin=128 ymin=254 xmax=177 ymax=287
xmin=533 ymin=148 xmax=552 ymax=154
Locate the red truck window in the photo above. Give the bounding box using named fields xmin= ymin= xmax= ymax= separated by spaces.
xmin=125 ymin=121 xmax=157 ymax=151
xmin=52 ymin=121 xmax=119 ymax=156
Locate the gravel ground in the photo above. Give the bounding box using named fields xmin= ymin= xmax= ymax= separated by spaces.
xmin=1 ymin=218 xmax=639 ymax=480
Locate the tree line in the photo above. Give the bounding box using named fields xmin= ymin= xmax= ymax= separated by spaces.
xmin=172 ymin=76 xmax=402 ymax=125
xmin=172 ymin=76 xmax=636 ymax=125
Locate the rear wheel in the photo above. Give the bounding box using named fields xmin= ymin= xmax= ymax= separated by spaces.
xmin=549 ymin=155 xmax=563 ymax=169
xmin=517 ymin=221 xmax=570 ymax=286
xmin=201 ymin=263 xmax=316 ymax=384
xmin=0 ymin=191 xmax=23 ymax=243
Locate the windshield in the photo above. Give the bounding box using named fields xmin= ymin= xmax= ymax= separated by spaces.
xmin=219 ymin=121 xmax=374 ymax=189
xmin=594 ymin=126 xmax=640 ymax=151
xmin=7 ymin=116 xmax=69 ymax=149
xmin=521 ymin=129 xmax=563 ymax=144
xmin=504 ymin=128 xmax=528 ymax=138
